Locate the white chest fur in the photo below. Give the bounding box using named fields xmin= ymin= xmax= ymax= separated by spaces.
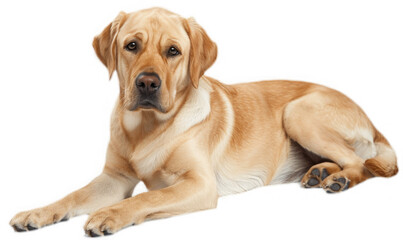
xmin=122 ymin=111 xmax=142 ymax=132
xmin=129 ymin=80 xmax=212 ymax=178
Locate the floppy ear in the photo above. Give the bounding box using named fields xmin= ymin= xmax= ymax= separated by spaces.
xmin=93 ymin=12 xmax=127 ymax=79
xmin=184 ymin=18 xmax=217 ymax=88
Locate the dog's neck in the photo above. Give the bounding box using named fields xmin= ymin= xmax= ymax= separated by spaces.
xmin=119 ymin=77 xmax=212 ymax=138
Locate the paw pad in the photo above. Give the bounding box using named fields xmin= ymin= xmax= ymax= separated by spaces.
xmin=321 ymin=169 xmax=329 ymax=180
xmin=330 ymin=183 xmax=341 ymax=191
xmin=325 ymin=177 xmax=350 ymax=193
xmin=311 ymin=168 xmax=320 ymax=177
xmin=307 ymin=178 xmax=319 ymax=186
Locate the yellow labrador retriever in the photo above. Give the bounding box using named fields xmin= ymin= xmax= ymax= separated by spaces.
xmin=10 ymin=7 xmax=398 ymax=237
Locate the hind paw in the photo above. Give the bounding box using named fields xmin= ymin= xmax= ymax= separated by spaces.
xmin=302 ymin=168 xmax=330 ymax=188
xmin=301 ymin=162 xmax=342 ymax=188
xmin=322 ymin=176 xmax=350 ymax=193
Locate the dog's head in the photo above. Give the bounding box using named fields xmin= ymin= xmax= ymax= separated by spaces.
xmin=93 ymin=8 xmax=217 ymax=113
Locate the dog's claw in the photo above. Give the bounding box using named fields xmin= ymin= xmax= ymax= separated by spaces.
xmin=60 ymin=215 xmax=69 ymax=222
xmin=88 ymin=230 xmax=101 ymax=237
xmin=12 ymin=224 xmax=26 ymax=232
xmin=27 ymin=224 xmax=38 ymax=231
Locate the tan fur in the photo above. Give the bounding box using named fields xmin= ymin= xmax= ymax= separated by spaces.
xmin=10 ymin=7 xmax=398 ymax=236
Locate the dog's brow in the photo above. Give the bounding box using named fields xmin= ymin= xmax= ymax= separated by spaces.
xmin=166 ymin=39 xmax=182 ymax=48
xmin=124 ymin=32 xmax=146 ymax=44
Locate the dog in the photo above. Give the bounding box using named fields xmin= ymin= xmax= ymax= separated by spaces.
xmin=10 ymin=7 xmax=398 ymax=237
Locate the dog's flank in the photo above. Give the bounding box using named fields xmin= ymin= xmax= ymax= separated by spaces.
xmin=271 ymin=140 xmax=327 ymax=185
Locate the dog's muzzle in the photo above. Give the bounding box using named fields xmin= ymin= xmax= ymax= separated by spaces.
xmin=133 ymin=72 xmax=162 ymax=110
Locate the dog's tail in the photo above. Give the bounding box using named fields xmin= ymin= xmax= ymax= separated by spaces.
xmin=364 ymin=129 xmax=398 ymax=177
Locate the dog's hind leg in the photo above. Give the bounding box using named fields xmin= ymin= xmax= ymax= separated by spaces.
xmin=283 ymin=89 xmax=397 ymax=193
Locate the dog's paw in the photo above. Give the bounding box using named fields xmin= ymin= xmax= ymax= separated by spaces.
xmin=10 ymin=207 xmax=69 ymax=232
xmin=301 ymin=162 xmax=342 ymax=188
xmin=322 ymin=175 xmax=351 ymax=193
xmin=302 ymin=167 xmax=329 ymax=188
xmin=84 ymin=206 xmax=133 ymax=237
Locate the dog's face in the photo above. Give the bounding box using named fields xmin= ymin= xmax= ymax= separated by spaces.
xmin=93 ymin=8 xmax=217 ymax=113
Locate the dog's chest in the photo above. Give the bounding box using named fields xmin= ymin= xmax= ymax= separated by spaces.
xmin=123 ymin=83 xmax=212 ymax=179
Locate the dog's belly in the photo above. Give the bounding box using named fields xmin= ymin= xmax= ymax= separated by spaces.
xmin=214 ymin=166 xmax=267 ymax=196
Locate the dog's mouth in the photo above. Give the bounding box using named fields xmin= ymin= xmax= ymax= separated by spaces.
xmin=139 ymin=99 xmax=158 ymax=109
xmin=129 ymin=99 xmax=166 ymax=113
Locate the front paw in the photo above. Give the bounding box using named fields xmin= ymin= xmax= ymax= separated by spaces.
xmin=10 ymin=206 xmax=69 ymax=232
xmin=84 ymin=206 xmax=133 ymax=237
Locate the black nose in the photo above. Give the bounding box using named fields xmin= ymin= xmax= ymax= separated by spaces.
xmin=135 ymin=72 xmax=161 ymax=95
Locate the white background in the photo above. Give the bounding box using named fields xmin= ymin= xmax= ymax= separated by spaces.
xmin=1 ymin=0 xmax=402 ymax=239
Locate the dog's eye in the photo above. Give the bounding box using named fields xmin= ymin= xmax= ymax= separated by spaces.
xmin=125 ymin=42 xmax=137 ymax=51
xmin=167 ymin=46 xmax=180 ymax=57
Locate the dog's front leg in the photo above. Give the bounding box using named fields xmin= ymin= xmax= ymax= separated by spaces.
xmin=10 ymin=145 xmax=139 ymax=232
xmin=84 ymin=169 xmax=218 ymax=236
